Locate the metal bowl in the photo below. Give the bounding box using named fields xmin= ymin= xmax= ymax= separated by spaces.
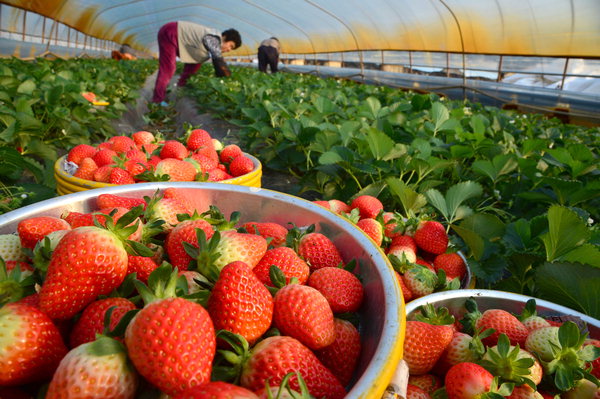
xmin=405 ymin=289 xmax=600 ymax=338
xmin=0 ymin=182 xmax=404 ymax=398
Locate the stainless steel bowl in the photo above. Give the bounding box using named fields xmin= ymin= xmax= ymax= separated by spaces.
xmin=405 ymin=289 xmax=600 ymax=338
xmin=0 ymin=182 xmax=405 ymax=398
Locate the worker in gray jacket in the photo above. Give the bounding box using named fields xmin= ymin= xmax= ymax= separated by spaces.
xmin=257 ymin=37 xmax=281 ymax=73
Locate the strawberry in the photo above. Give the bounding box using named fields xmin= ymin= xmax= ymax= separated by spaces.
xmin=356 ymin=217 xmax=384 ymax=246
xmin=315 ymin=318 xmax=361 ymax=386
xmin=350 ymin=195 xmax=383 ymax=219
xmin=207 ymin=261 xmax=273 ymax=345
xmin=207 ymin=167 xmax=234 ymax=181
xmin=517 ymin=299 xmax=552 ymax=332
xmin=213 ymin=230 xmax=268 ymax=270
xmin=307 ymin=266 xmax=364 ymax=313
xmin=0 ymin=234 xmax=26 ymax=262
xmin=444 ymin=362 xmax=495 ymax=399
xmin=406 ymin=384 xmax=432 ymax=399
xmin=253 ymin=246 xmax=309 ymax=285
xmin=0 ymin=302 xmax=68 ymax=385
xmin=109 ymin=135 xmax=136 ymax=153
xmin=585 ymin=339 xmax=600 ymax=379
xmin=433 ymin=252 xmax=467 ymax=280
xmin=109 ymin=167 xmax=135 ymax=185
xmin=273 ymin=283 xmax=335 ymax=350
xmin=402 ymin=265 xmax=437 ymax=299
xmin=38 ymin=224 xmax=131 ymax=319
xmin=408 ymin=374 xmax=443 ymax=395
xmin=395 ymin=271 xmax=414 ymax=302
xmin=67 ymin=144 xmax=97 ymax=165
xmin=124 ymin=159 xmax=148 ymax=177
xmin=17 ymin=216 xmax=71 ymax=250
xmin=163 ymin=187 xmax=195 ymax=213
xmin=229 ymin=155 xmax=254 ymax=177
xmin=480 ymin=334 xmax=543 ymax=386
xmin=388 ymin=242 xmax=418 ymax=265
xmin=155 ymin=158 xmax=198 ymax=181
xmin=434 ymin=330 xmax=487 ymax=376
xmin=97 ymin=193 xmax=146 ymax=210
xmin=390 ymin=234 xmax=417 ymax=252
xmin=506 ymin=385 xmax=544 ymax=399
xmin=172 ymin=381 xmax=259 ymax=399
xmin=69 ymin=297 xmax=137 ymax=348
xmin=132 ymin=130 xmax=155 ymax=145
xmin=145 ymin=196 xmax=192 ymax=232
xmin=403 ymin=320 xmax=453 ymax=375
xmin=190 ymin=152 xmax=219 ymax=172
xmin=127 ymin=255 xmax=159 ymax=283
xmin=165 ymin=218 xmax=215 ymax=269
xmin=476 ymin=308 xmax=529 ymax=347
xmin=297 ymin=232 xmax=343 ymax=271
xmin=241 ymin=221 xmax=288 ymax=247
xmin=413 ymin=220 xmax=448 ymax=255
xmin=186 ymin=128 xmax=213 ymax=151
xmin=240 ymin=335 xmax=346 ymax=399
xmin=73 ymin=157 xmax=98 ymax=180
xmin=219 ymin=144 xmax=242 ymax=164
xmin=92 ymin=148 xmax=118 ymax=167
xmin=160 ymin=140 xmax=189 ymax=159
xmin=93 ymin=164 xmax=114 ymax=182
xmin=46 ymin=336 xmax=138 ymax=398
xmin=313 ymin=200 xmax=330 ymax=210
xmin=328 ymin=199 xmax=351 ymax=214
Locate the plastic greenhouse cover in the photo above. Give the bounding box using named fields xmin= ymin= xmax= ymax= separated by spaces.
xmin=1 ymin=0 xmax=599 ymax=58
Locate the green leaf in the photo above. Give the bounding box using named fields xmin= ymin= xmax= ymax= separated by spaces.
xmin=561 ymin=244 xmax=600 ymax=268
xmin=541 ymin=205 xmax=590 ymax=262
xmin=319 ymin=151 xmax=344 ymax=165
xmin=364 ymin=127 xmax=394 ymax=160
xmin=17 ymin=80 xmax=36 ymax=95
xmin=425 ymin=181 xmax=483 ymax=224
xmin=385 ymin=177 xmax=427 ymax=216
xmin=431 ymin=102 xmax=449 ymax=134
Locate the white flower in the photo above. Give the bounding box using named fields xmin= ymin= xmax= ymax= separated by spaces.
xmin=20 ymin=194 xmax=28 ymax=199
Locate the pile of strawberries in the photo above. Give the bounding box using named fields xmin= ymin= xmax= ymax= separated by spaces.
xmin=402 ymin=299 xmax=600 ymax=398
xmin=313 ymin=195 xmax=468 ymax=303
xmin=64 ymin=128 xmax=256 ymax=185
xmin=0 ymin=188 xmax=379 ymax=398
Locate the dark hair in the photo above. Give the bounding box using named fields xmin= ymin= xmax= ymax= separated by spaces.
xmin=270 ymin=37 xmax=279 ymax=42
xmin=222 ymin=29 xmax=242 ymax=49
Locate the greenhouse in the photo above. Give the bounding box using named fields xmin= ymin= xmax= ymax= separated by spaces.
xmin=0 ymin=1 xmax=598 ymax=398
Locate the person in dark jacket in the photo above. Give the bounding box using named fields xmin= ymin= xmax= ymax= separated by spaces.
xmin=257 ymin=37 xmax=280 ymax=73
xmin=152 ymin=21 xmax=242 ymax=104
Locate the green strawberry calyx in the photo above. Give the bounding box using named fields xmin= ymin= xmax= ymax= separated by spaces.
xmin=479 ymin=334 xmax=537 ymax=389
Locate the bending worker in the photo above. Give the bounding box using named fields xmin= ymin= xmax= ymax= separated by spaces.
xmin=257 ymin=37 xmax=280 ymax=73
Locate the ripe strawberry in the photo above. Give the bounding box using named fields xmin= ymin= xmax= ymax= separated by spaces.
xmin=297 ymin=232 xmax=343 ymax=271
xmin=395 ymin=271 xmax=414 ymax=302
xmin=172 ymin=381 xmax=259 ymax=399
xmin=93 ymin=164 xmax=114 ymax=182
xmin=190 ymin=152 xmax=219 ymax=172
xmin=240 ymin=335 xmax=346 ymax=399
xmin=273 ymin=283 xmax=335 ymax=350
xmin=413 ymin=220 xmax=448 ymax=255
xmin=402 ymin=265 xmax=437 ymax=299
xmin=109 ymin=135 xmax=136 ymax=153
xmin=186 ymin=128 xmax=213 ymax=151
xmin=109 ymin=167 xmax=135 ymax=185
xmin=444 ymin=362 xmax=494 ymax=399
xmin=145 ymin=196 xmax=192 ymax=232
xmin=125 ymin=297 xmax=216 ymax=395
xmin=307 ymin=266 xmax=364 ymax=313
xmin=476 ymin=308 xmax=529 ymax=347
xmin=160 ymin=140 xmax=189 ymax=160
xmin=73 ymin=157 xmax=98 ymax=180
xmin=69 ymin=297 xmax=137 ymax=348
xmin=253 ymin=246 xmax=309 ymax=285
xmin=315 ymin=318 xmax=361 ymax=386
xmin=127 ymin=255 xmax=159 ymax=283
xmin=434 ymin=331 xmax=483 ymax=375
xmin=213 ymin=230 xmax=268 ymax=270
xmin=46 ymin=336 xmax=138 ymax=398
xmin=163 ymin=187 xmax=195 ymax=213
xmin=207 ymin=261 xmax=273 ymax=345
xmin=96 ymin=193 xmax=146 ymax=210
xmin=0 ymin=233 xmax=26 ymax=262
xmin=67 ymin=144 xmax=97 ymax=165
xmin=207 ymin=167 xmax=233 ymax=181
xmin=219 ymin=144 xmax=242 ymax=164
xmin=17 ymin=216 xmax=71 ymax=250
xmin=92 ymin=148 xmax=118 ymax=167
xmin=165 ymin=218 xmax=215 ymax=269
xmin=506 ymin=385 xmax=544 ymax=399
xmin=388 ymin=242 xmax=417 ymax=265
xmin=584 ymin=339 xmax=600 ymax=379
xmin=0 ymin=302 xmax=68 ymax=385
xmin=124 ymin=159 xmax=148 ymax=177
xmin=313 ymin=200 xmax=330 ymax=210
xmin=328 ymin=199 xmax=351 ymax=214
xmin=229 ymin=155 xmax=254 ymax=177
xmin=241 ymin=221 xmax=288 ymax=247
xmin=433 ymin=252 xmax=467 ymax=280
xmin=38 ymin=225 xmax=130 ymax=319
xmin=403 ymin=320 xmax=453 ymax=375
xmin=350 ymin=195 xmax=383 ymax=219
xmin=155 ymin=158 xmax=198 ymax=181
xmin=406 ymin=384 xmax=432 ymax=399
xmin=356 ymin=217 xmax=384 ymax=246
xmin=408 ymin=374 xmax=443 ymax=395
xmin=132 ymin=130 xmax=155 ymax=145
xmin=389 ymin=234 xmax=417 ymax=251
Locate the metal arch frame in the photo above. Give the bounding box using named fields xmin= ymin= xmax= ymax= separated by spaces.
xmin=437 ymin=0 xmax=467 ymax=100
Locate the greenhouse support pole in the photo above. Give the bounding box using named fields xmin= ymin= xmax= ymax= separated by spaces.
xmin=22 ymin=11 xmax=26 ymax=42
xmin=559 ymin=58 xmax=570 ymax=90
xmin=438 ymin=0 xmax=466 ymax=101
xmin=497 ymin=55 xmax=503 ymax=82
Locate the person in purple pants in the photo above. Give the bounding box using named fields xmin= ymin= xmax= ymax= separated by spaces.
xmin=152 ymin=21 xmax=242 ymax=104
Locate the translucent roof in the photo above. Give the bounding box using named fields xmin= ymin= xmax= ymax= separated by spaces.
xmin=3 ymin=0 xmax=600 ymax=58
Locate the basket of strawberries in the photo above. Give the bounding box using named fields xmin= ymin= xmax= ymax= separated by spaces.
xmin=54 ymin=127 xmax=262 ymax=195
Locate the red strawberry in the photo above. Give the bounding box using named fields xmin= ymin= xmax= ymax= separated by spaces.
xmin=108 ymin=167 xmax=135 ymax=185
xmin=97 ymin=193 xmax=146 ymax=210
xmin=145 ymin=196 xmax=192 ymax=232
xmin=132 ymin=130 xmax=155 ymax=145
xmin=172 ymin=381 xmax=259 ymax=399
xmin=402 ymin=265 xmax=437 ymax=299
xmin=307 ymin=266 xmax=364 ymax=313
xmin=444 ymin=362 xmax=494 ymax=399
xmin=160 ymin=140 xmax=189 ymax=160
xmin=109 ymin=135 xmax=136 ymax=153
xmin=92 ymin=148 xmax=118 ymax=167
xmin=356 ymin=217 xmax=384 ymax=246
xmin=93 ymin=165 xmax=113 ymax=182
xmin=273 ymin=283 xmax=335 ymax=350
xmin=388 ymin=242 xmax=417 ymax=264
xmin=297 ymin=232 xmax=343 ymax=271
xmin=213 ymin=230 xmax=268 ymax=270
xmin=125 ymin=297 xmax=216 ymax=395
xmin=46 ymin=336 xmax=138 ymax=398
xmin=73 ymin=157 xmax=98 ymax=180
xmin=585 ymin=339 xmax=600 ymax=379
xmin=124 ymin=159 xmax=148 ymax=177
xmin=408 ymin=374 xmax=443 ymax=395
xmin=38 ymin=225 xmax=129 ymax=319
xmin=433 ymin=252 xmax=467 ymax=280
xmin=207 ymin=261 xmax=273 ymax=345
xmin=413 ymin=220 xmax=448 ymax=255
xmin=163 ymin=187 xmax=195 ymax=213
xmin=0 ymin=302 xmax=68 ymax=385
xmin=350 ymin=195 xmax=383 ymax=219
xmin=328 ymin=199 xmax=351 ymax=214
xmin=395 ymin=271 xmax=414 ymax=302
xmin=127 ymin=255 xmax=159 ymax=283
xmin=253 ymin=246 xmax=309 ymax=285
xmin=17 ymin=216 xmax=71 ymax=250
xmin=241 ymin=221 xmax=288 ymax=247
xmin=406 ymin=384 xmax=432 ymax=399
xmin=155 ymin=158 xmax=198 ymax=181
xmin=390 ymin=234 xmax=417 ymax=253
xmin=476 ymin=309 xmax=529 ymax=347
xmin=67 ymin=144 xmax=97 ymax=165
xmin=207 ymin=167 xmax=233 ymax=181
xmin=229 ymin=155 xmax=254 ymax=177
xmin=403 ymin=320 xmax=454 ymax=375
xmin=219 ymin=144 xmax=242 ymax=163
xmin=383 ymin=212 xmax=404 ymax=239
xmin=186 ymin=128 xmax=213 ymax=151
xmin=315 ymin=318 xmax=361 ymax=386
xmin=69 ymin=297 xmax=137 ymax=348
xmin=313 ymin=200 xmax=330 ymax=210
xmin=190 ymin=152 xmax=219 ymax=172
xmin=165 ymin=218 xmax=215 ymax=269
xmin=240 ymin=335 xmax=346 ymax=399
xmin=506 ymin=385 xmax=545 ymax=399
